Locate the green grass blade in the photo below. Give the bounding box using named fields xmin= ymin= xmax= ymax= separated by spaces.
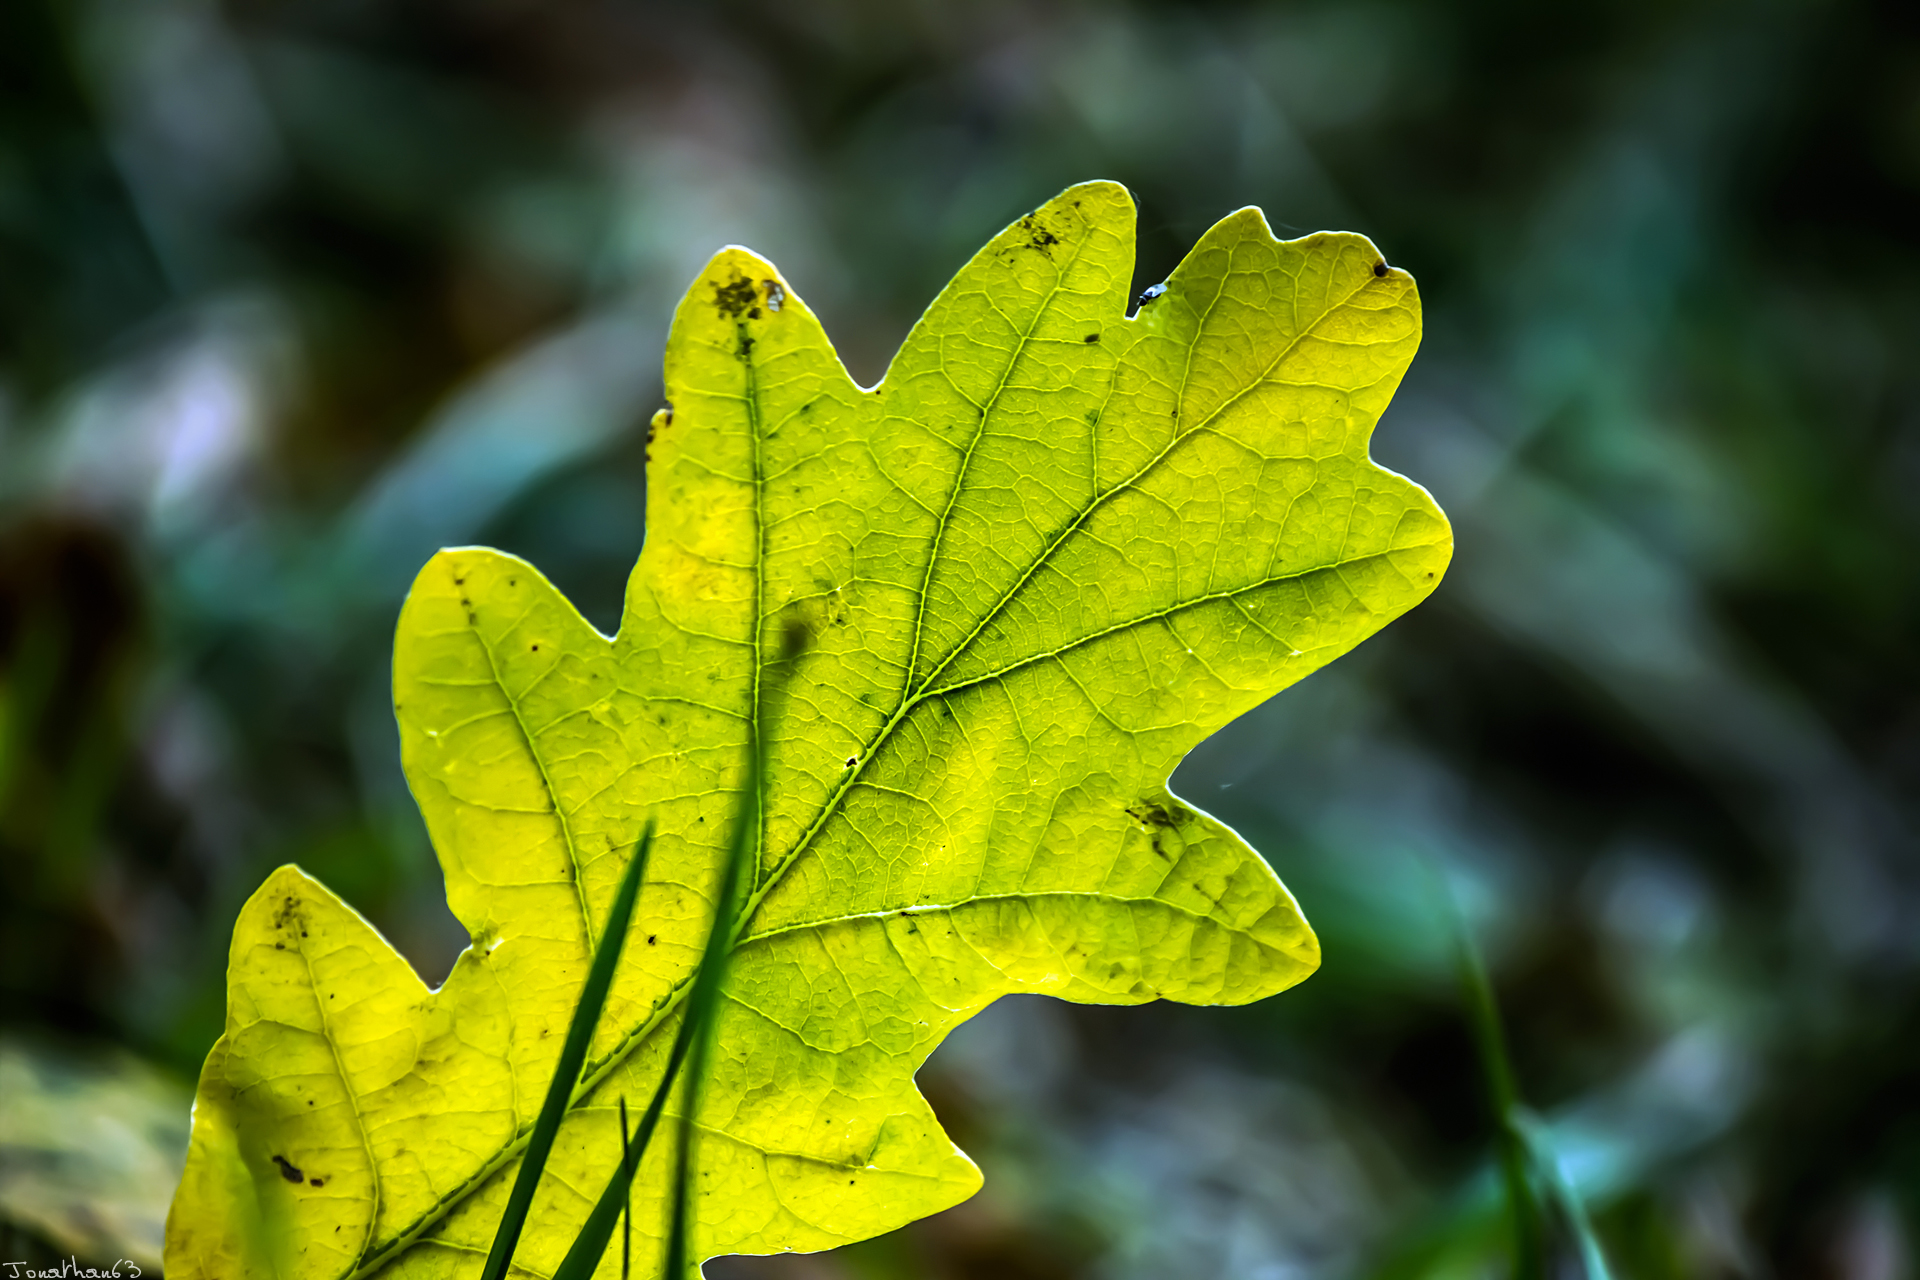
xmin=549 ymin=1014 xmax=702 ymax=1280
xmin=661 ymin=739 xmax=759 ymax=1279
xmin=558 ymin=631 xmax=802 ymax=1280
xmin=552 ymin=749 xmax=759 ymax=1280
xmin=1425 ymin=862 xmax=1545 ymax=1280
xmin=479 ymin=820 xmax=655 ymax=1280
xmin=552 ymin=1146 xmax=637 ymax=1280
xmin=620 ymin=1097 xmax=633 ymax=1280
xmin=1516 ymin=1114 xmax=1614 ymax=1280
xmin=1462 ymin=945 xmax=1545 ymax=1280
xmin=663 ymin=635 xmax=808 ymax=1277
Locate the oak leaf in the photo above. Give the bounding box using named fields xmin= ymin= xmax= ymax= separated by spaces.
xmin=165 ymin=181 xmax=1450 ymax=1278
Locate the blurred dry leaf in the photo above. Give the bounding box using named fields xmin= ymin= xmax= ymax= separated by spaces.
xmin=0 ymin=1037 xmax=191 ymax=1270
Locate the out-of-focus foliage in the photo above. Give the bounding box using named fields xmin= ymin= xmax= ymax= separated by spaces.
xmin=0 ymin=1036 xmax=189 ymax=1271
xmin=1 ymin=1 xmax=1916 ymax=1277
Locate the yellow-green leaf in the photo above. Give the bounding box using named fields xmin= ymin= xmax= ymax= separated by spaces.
xmin=165 ymin=181 xmax=1450 ymax=1279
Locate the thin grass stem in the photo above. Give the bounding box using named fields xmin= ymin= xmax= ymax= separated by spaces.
xmin=478 ymin=821 xmax=656 ymax=1280
xmin=1516 ymin=1113 xmax=1614 ymax=1280
xmin=1423 ymin=860 xmax=1546 ymax=1280
xmin=556 ymin=623 xmax=806 ymax=1280
xmin=620 ymin=1097 xmax=633 ymax=1280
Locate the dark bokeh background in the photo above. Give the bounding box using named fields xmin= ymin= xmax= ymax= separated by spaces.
xmin=3 ymin=1 xmax=1918 ymax=1277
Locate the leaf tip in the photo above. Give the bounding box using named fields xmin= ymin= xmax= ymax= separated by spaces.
xmin=694 ymin=246 xmax=791 ymax=320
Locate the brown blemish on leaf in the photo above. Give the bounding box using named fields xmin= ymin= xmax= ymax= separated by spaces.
xmin=1373 ymin=260 xmax=1389 ymax=278
xmin=1126 ymin=799 xmax=1192 ymax=860
xmin=1019 ymin=214 xmax=1061 ymax=258
xmin=272 ymin=1155 xmax=305 ymax=1183
xmin=713 ymin=276 xmax=760 ymax=318
xmin=271 ymin=896 xmax=305 ymax=932
xmin=1126 ymin=801 xmax=1178 ymax=829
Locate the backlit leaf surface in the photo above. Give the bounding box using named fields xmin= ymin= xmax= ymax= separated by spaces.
xmin=165 ymin=181 xmax=1451 ymax=1278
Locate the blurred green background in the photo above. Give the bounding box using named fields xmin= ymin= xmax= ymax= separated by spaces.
xmin=2 ymin=0 xmax=1917 ymax=1276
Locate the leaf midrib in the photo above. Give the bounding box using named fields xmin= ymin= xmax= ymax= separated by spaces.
xmin=350 ymin=258 xmax=1388 ymax=1280
xmin=304 ymin=933 xmax=383 ymax=1265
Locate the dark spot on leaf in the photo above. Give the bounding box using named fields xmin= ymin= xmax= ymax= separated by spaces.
xmin=663 ymin=402 xmax=674 ymax=426
xmin=738 ymin=333 xmax=755 ymax=359
xmin=1083 ymin=333 xmax=1100 ymax=343
xmin=846 ymin=757 xmax=856 ymax=768
xmin=272 ymin=1155 xmax=304 ymax=1183
xmin=531 ymin=644 xmax=539 ymax=652
xmin=713 ymin=277 xmax=759 ymax=318
xmin=648 ymin=935 xmax=657 ymax=945
xmin=1018 ymin=214 xmax=1061 ymax=257
xmin=310 ymin=1178 xmax=324 ymax=1187
xmin=274 ymin=943 xmax=284 ymax=950
xmin=1373 ymin=260 xmax=1389 ymax=278
xmin=1126 ymin=800 xmax=1185 ymax=831
xmin=779 ymin=616 xmax=813 ymax=660
xmin=509 ymin=578 xmax=516 ymax=587
xmin=308 ymin=1100 xmax=314 ymax=1106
